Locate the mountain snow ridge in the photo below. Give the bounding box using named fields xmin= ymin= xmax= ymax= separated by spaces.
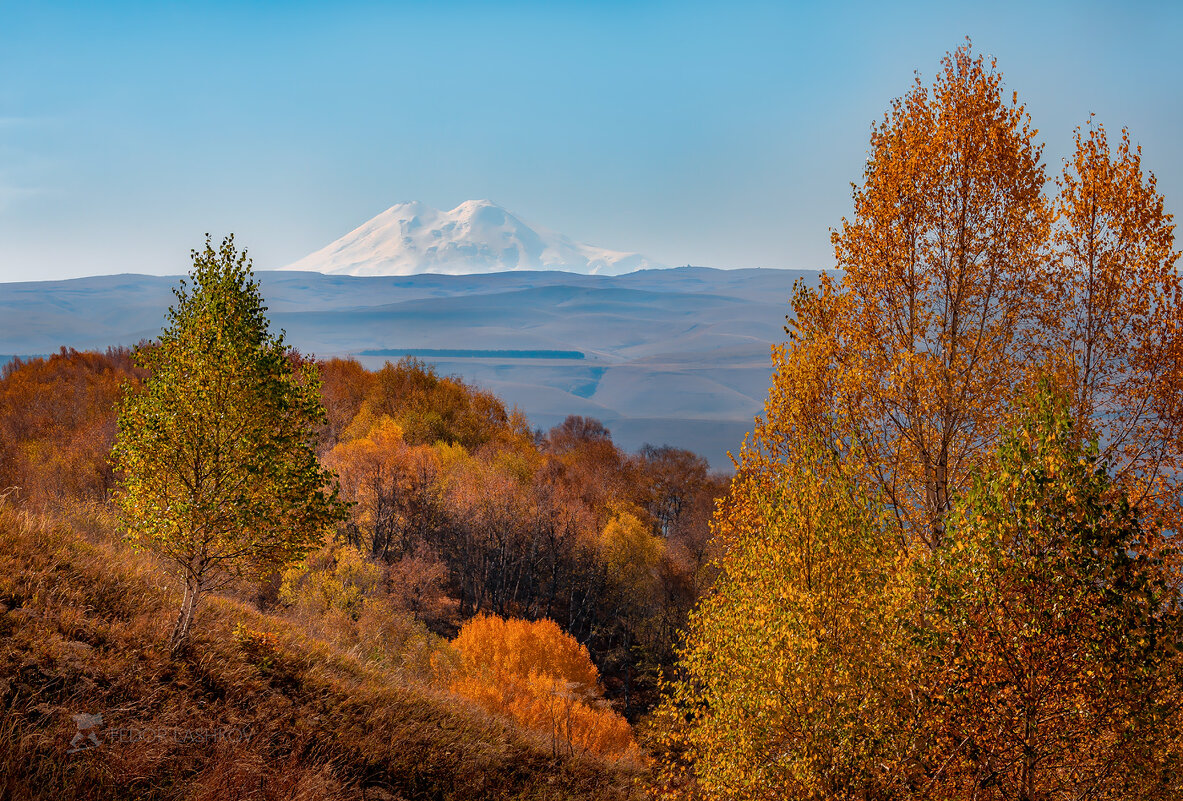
xmin=283 ymin=199 xmax=663 ymax=276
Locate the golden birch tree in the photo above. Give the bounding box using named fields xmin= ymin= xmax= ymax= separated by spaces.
xmin=1049 ymin=120 xmax=1183 ymax=532
xmin=832 ymin=42 xmax=1050 ymax=549
xmin=112 ymin=235 xmax=346 ymax=654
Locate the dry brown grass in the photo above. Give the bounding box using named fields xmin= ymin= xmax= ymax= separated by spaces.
xmin=0 ymin=505 xmax=643 ymax=800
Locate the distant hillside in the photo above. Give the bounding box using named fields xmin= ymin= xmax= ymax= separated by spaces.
xmin=0 ymin=267 xmax=817 ymax=468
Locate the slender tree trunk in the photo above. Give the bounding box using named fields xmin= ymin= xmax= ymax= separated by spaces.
xmin=169 ymin=569 xmax=201 ymax=655
xmin=168 ymin=577 xmax=191 ymax=651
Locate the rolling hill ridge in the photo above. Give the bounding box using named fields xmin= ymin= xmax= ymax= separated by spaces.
xmin=0 ymin=267 xmax=816 ymax=468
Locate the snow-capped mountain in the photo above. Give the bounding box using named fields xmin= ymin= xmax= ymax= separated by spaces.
xmin=282 ymin=200 xmax=663 ymax=276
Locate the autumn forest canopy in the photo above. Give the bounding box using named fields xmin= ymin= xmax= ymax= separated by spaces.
xmin=1 ymin=43 xmax=1182 ymax=800
xmin=657 ymin=44 xmax=1183 ymax=801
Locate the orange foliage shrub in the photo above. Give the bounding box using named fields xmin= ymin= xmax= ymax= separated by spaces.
xmin=449 ymin=614 xmax=637 ymax=760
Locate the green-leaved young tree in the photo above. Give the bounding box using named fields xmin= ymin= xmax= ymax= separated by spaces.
xmin=917 ymin=384 xmax=1183 ymax=801
xmin=112 ymin=235 xmax=346 ymax=654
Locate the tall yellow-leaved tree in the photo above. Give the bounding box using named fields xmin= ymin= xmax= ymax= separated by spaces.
xmin=656 ymin=41 xmax=1183 ymax=800
xmin=832 ymin=43 xmax=1050 ymax=549
xmin=1049 ymin=120 xmax=1183 ymax=531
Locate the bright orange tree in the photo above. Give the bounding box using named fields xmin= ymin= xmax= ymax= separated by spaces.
xmin=1049 ymin=120 xmax=1183 ymax=531
xmin=831 ymin=43 xmax=1050 ymax=549
xmin=448 ymin=614 xmax=637 ymax=760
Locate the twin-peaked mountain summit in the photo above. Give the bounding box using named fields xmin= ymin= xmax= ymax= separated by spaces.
xmin=284 ymin=199 xmax=663 ymax=276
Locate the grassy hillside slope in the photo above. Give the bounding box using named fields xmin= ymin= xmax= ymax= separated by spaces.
xmin=0 ymin=505 xmax=640 ymax=800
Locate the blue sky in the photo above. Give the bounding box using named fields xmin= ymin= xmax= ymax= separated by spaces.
xmin=1 ymin=0 xmax=1180 ymax=281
